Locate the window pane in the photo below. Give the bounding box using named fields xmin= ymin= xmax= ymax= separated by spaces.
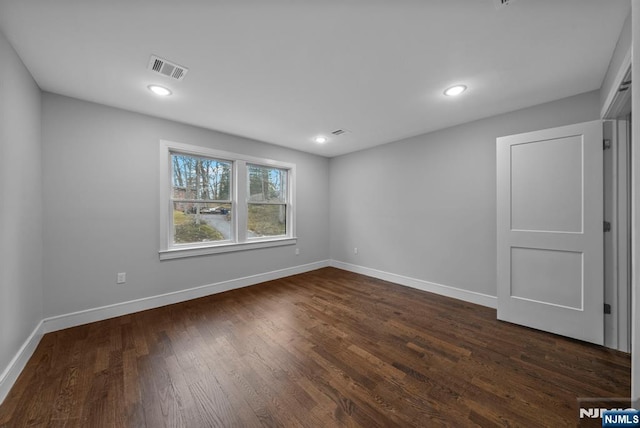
xmin=173 ymin=202 xmax=231 ymax=244
xmin=172 ymin=154 xmax=231 ymax=201
xmin=248 ymin=165 xmax=287 ymax=203
xmin=248 ymin=204 xmax=286 ymax=237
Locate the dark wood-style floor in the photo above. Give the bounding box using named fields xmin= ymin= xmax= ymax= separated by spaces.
xmin=0 ymin=268 xmax=631 ymax=427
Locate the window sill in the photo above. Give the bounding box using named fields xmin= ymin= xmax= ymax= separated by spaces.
xmin=159 ymin=237 xmax=297 ymax=260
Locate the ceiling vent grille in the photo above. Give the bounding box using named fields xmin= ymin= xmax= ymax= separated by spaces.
xmin=147 ymin=55 xmax=189 ymax=81
xmin=331 ymin=129 xmax=350 ymax=136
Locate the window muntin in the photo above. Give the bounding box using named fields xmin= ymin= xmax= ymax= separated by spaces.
xmin=247 ymin=164 xmax=288 ymax=238
xmin=160 ymin=140 xmax=296 ymax=259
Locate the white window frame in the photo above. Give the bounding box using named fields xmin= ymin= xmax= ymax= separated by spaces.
xmin=159 ymin=140 xmax=296 ymax=260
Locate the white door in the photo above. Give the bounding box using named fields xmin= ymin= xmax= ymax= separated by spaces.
xmin=496 ymin=120 xmax=603 ymax=345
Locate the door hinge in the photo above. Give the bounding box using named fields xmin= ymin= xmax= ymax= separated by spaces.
xmin=604 ymin=303 xmax=611 ymax=314
xmin=618 ymin=80 xmax=631 ymax=92
xmin=604 ymin=221 xmax=611 ymax=232
xmin=603 ymin=139 xmax=611 ymax=150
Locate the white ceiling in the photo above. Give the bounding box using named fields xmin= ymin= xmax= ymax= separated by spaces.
xmin=0 ymin=0 xmax=631 ymax=157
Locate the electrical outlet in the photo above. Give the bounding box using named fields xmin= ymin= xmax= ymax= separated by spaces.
xmin=117 ymin=272 xmax=126 ymax=284
xmin=354 ymin=247 xmax=358 ymax=255
xmin=295 ymin=248 xmax=300 ymax=255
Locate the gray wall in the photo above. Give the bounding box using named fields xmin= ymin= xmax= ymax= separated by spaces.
xmin=41 ymin=93 xmax=329 ymax=318
xmin=329 ymin=90 xmax=601 ymax=297
xmin=0 ymin=32 xmax=43 ymax=374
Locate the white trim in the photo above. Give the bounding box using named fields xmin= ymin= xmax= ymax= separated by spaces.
xmin=2 ymin=259 xmax=499 ymax=406
xmin=616 ymin=119 xmax=631 ymax=352
xmin=603 ymin=119 xmax=631 ymax=352
xmin=631 ymin=3 xmax=639 ymax=403
xmin=1 ymin=261 xmax=328 ymax=405
xmin=159 ymin=139 xmax=296 ymax=258
xmin=236 ymin=159 xmax=248 ymax=243
xmin=601 ymin=48 xmax=631 ymax=119
xmin=42 ymin=261 xmax=329 ymax=334
xmin=330 ymin=260 xmax=497 ymax=309
xmin=159 ymin=237 xmax=297 ymax=260
xmin=0 ymin=321 xmax=44 ymax=405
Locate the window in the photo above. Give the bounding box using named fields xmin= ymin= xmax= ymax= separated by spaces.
xmin=160 ymin=140 xmax=296 ymax=259
xmin=247 ymin=164 xmax=288 ymax=238
xmin=171 ymin=154 xmax=232 ymax=245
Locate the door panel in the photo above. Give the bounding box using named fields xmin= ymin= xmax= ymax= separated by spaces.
xmin=497 ymin=120 xmax=603 ymax=345
xmin=510 ymin=136 xmax=583 ymax=233
xmin=510 ymin=247 xmax=583 ymax=309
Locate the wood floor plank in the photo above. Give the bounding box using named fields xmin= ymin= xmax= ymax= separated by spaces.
xmin=0 ymin=267 xmax=631 ymax=427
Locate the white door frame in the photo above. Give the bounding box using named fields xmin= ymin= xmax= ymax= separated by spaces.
xmin=601 ymin=14 xmax=634 ymax=403
xmin=603 ymin=118 xmax=632 ymax=352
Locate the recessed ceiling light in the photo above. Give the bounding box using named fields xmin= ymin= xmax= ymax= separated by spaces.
xmin=314 ymin=136 xmax=328 ymax=144
xmin=444 ymin=85 xmax=467 ymax=97
xmin=148 ymin=85 xmax=172 ymax=96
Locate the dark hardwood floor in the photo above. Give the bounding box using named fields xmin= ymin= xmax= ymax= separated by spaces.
xmin=0 ymin=267 xmax=631 ymax=427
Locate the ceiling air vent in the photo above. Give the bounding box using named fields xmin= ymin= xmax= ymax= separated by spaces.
xmin=147 ymin=55 xmax=189 ymax=81
xmin=331 ymin=129 xmax=350 ymax=136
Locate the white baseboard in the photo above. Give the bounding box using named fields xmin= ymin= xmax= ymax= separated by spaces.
xmin=0 ymin=320 xmax=44 ymax=405
xmin=1 ymin=259 xmax=492 ymax=406
xmin=0 ymin=260 xmax=329 ymax=406
xmin=42 ymin=260 xmax=330 ymax=334
xmin=330 ymin=260 xmax=497 ymax=309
